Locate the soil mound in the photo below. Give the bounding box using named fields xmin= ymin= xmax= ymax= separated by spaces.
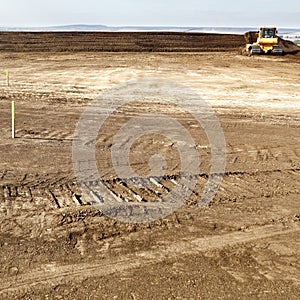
xmin=244 ymin=31 xmax=258 ymax=44
xmin=278 ymin=37 xmax=300 ymax=54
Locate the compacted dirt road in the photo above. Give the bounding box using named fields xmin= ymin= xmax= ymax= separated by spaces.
xmin=0 ymin=33 xmax=299 ymax=299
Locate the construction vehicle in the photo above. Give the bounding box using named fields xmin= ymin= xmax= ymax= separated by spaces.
xmin=246 ymin=27 xmax=283 ymax=55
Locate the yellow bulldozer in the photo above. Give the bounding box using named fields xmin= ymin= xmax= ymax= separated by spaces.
xmin=246 ymin=27 xmax=283 ymax=55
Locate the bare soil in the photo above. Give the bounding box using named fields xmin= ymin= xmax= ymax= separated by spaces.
xmin=0 ymin=33 xmax=299 ymax=299
xmin=0 ymin=32 xmax=245 ymax=52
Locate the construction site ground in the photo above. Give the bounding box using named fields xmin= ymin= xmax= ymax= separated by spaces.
xmin=0 ymin=32 xmax=299 ymax=299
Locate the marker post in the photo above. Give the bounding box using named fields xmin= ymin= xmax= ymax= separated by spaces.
xmin=12 ymin=101 xmax=15 ymax=139
xmin=6 ymin=70 xmax=9 ymax=86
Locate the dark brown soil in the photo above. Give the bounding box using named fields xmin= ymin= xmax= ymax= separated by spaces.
xmin=0 ymin=31 xmax=245 ymax=52
xmin=244 ymin=31 xmax=258 ymax=44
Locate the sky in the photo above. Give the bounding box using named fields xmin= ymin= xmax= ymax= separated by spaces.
xmin=0 ymin=0 xmax=299 ymax=28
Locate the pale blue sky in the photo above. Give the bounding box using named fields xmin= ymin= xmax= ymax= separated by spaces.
xmin=0 ymin=0 xmax=299 ymax=28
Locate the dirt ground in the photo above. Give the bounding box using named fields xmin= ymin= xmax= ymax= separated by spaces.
xmin=0 ymin=33 xmax=299 ymax=299
xmin=0 ymin=32 xmax=245 ymax=52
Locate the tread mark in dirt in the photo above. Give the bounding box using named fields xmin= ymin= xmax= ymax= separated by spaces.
xmin=0 ymin=223 xmax=299 ymax=297
xmin=46 ymin=190 xmax=61 ymax=209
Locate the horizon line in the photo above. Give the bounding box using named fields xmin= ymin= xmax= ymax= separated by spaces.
xmin=0 ymin=24 xmax=300 ymax=30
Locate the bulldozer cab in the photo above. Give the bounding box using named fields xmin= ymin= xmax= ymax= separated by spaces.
xmin=260 ymin=27 xmax=277 ymax=39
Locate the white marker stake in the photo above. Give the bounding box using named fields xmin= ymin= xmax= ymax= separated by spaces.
xmin=6 ymin=70 xmax=9 ymax=86
xmin=12 ymin=101 xmax=15 ymax=139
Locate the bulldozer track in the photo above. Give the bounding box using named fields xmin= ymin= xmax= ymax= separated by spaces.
xmin=1 ymin=168 xmax=299 ymax=213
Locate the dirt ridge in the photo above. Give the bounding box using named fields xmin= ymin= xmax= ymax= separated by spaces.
xmin=0 ymin=32 xmax=245 ymax=52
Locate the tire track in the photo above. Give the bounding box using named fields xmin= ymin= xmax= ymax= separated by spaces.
xmin=1 ymin=168 xmax=299 ymax=213
xmin=228 ymin=145 xmax=300 ymax=164
xmin=0 ymin=223 xmax=299 ymax=297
